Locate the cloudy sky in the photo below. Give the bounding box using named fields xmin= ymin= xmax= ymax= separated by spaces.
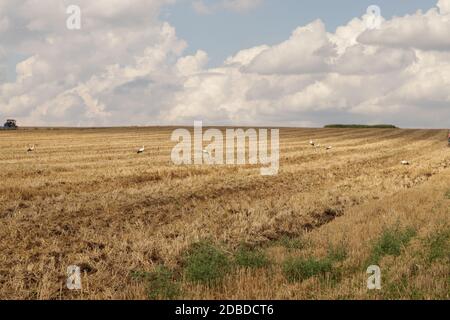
xmin=1 ymin=0 xmax=450 ymax=128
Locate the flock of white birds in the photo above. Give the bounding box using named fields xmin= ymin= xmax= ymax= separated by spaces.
xmin=309 ymin=139 xmax=411 ymax=165
xmin=22 ymin=139 xmax=411 ymax=165
xmin=309 ymin=140 xmax=332 ymax=150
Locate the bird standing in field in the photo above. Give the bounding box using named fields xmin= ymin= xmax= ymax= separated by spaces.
xmin=137 ymin=146 xmax=145 ymax=154
xmin=27 ymin=145 xmax=35 ymax=152
xmin=309 ymin=140 xmax=315 ymax=146
xmin=326 ymin=146 xmax=332 ymax=150
xmin=401 ymin=160 xmax=410 ymax=165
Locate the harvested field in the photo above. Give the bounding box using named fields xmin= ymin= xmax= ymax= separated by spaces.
xmin=0 ymin=127 xmax=449 ymax=299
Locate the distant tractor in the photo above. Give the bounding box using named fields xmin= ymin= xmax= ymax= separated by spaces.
xmin=3 ymin=119 xmax=18 ymax=130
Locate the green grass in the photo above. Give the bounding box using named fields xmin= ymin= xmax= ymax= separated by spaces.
xmin=235 ymin=246 xmax=270 ymax=269
xmin=324 ymin=124 xmax=398 ymax=129
xmin=275 ymin=235 xmax=306 ymax=250
xmin=282 ymin=257 xmax=333 ymax=282
xmin=280 ymin=240 xmax=347 ymax=283
xmin=130 ymin=266 xmax=180 ymax=300
xmin=368 ymin=226 xmax=416 ymax=265
xmin=326 ymin=243 xmax=348 ymax=263
xmin=445 ymin=190 xmax=450 ymax=199
xmin=426 ymin=228 xmax=450 ymax=263
xmin=183 ymin=241 xmax=231 ymax=286
xmin=383 ymin=274 xmax=425 ymax=300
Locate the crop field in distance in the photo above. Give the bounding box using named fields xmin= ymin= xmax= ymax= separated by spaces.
xmin=0 ymin=127 xmax=449 ymax=300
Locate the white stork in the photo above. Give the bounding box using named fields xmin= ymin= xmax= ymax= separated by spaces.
xmin=137 ymin=146 xmax=145 ymax=154
xmin=27 ymin=145 xmax=35 ymax=152
xmin=401 ymin=160 xmax=410 ymax=165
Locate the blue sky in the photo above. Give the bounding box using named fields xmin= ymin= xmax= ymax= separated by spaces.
xmin=167 ymin=0 xmax=437 ymax=66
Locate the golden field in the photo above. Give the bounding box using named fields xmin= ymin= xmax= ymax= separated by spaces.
xmin=0 ymin=127 xmax=449 ymax=300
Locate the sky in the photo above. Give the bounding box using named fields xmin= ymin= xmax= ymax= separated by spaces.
xmin=0 ymin=0 xmax=450 ymax=128
xmin=168 ymin=0 xmax=437 ymax=66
